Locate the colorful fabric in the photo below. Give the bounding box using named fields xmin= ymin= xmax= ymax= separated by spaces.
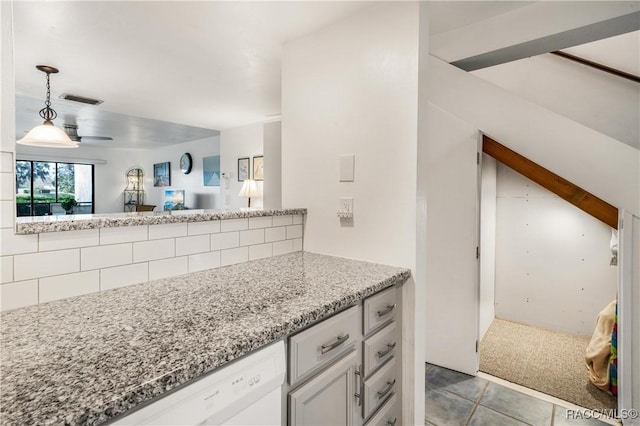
xmin=610 ymin=301 xmax=618 ymax=395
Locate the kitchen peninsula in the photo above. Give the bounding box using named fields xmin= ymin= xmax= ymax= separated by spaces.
xmin=0 ymin=251 xmax=410 ymax=425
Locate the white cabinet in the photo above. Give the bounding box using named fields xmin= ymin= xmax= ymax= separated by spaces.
xmin=289 ymin=350 xmax=358 ymax=426
xmin=288 ymin=286 xmax=402 ymax=426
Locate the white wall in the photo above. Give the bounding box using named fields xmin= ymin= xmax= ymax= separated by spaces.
xmin=479 ymin=154 xmax=496 ymax=341
xmin=494 ymin=164 xmax=617 ymax=337
xmin=282 ymin=3 xmax=422 ymax=423
xmin=472 ymin=54 xmax=640 ymax=149
xmin=428 ymin=56 xmax=639 ymax=217
xmin=220 ymin=123 xmax=264 ymax=210
xmin=139 ymin=136 xmax=221 ymax=211
xmin=263 ymin=121 xmax=282 ymax=210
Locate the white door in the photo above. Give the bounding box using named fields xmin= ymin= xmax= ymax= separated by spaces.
xmin=424 ymin=103 xmax=480 ymax=375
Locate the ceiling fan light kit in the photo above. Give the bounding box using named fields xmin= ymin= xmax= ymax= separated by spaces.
xmin=17 ymin=65 xmax=78 ymax=148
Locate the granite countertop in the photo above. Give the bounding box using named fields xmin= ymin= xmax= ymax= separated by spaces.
xmin=0 ymin=252 xmax=411 ymax=426
xmin=15 ymin=208 xmax=307 ymax=234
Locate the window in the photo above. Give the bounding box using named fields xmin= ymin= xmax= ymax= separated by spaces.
xmin=15 ymin=160 xmax=95 ymax=216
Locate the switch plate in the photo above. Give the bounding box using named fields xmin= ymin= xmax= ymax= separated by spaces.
xmin=338 ymin=197 xmax=353 ymax=219
xmin=339 ymin=155 xmax=355 ymax=182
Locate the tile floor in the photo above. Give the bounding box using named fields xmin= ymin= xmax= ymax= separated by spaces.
xmin=425 ymin=363 xmax=611 ymax=426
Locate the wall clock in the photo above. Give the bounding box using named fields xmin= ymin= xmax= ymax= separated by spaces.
xmin=180 ymin=153 xmax=193 ymax=175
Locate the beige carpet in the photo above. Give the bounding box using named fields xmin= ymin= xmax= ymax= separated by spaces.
xmin=480 ymin=318 xmax=617 ymax=411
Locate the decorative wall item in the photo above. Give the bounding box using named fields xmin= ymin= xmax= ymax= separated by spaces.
xmin=253 ymin=156 xmax=264 ymax=181
xmin=202 ymin=155 xmax=221 ymax=186
xmin=164 ymin=189 xmax=185 ymax=211
xmin=153 ymin=162 xmax=171 ymax=187
xmin=238 ymin=157 xmax=250 ymax=182
xmin=179 ymin=153 xmax=193 ymax=175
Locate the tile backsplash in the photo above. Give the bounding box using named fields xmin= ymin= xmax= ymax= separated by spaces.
xmin=0 ymin=214 xmax=304 ymax=311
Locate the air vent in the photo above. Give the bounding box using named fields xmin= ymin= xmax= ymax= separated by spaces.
xmin=59 ymin=93 xmax=103 ymax=105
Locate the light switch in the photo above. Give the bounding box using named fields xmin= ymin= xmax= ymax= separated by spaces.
xmin=339 ymin=155 xmax=355 ymax=182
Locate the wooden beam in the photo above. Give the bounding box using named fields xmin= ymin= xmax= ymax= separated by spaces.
xmin=551 ymin=51 xmax=640 ymax=83
xmin=482 ymin=135 xmax=618 ymax=229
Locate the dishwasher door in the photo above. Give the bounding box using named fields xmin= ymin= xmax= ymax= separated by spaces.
xmin=113 ymin=341 xmax=285 ymax=426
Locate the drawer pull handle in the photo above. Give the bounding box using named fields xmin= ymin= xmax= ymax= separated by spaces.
xmin=377 ymin=342 xmax=397 ymax=358
xmin=377 ymin=379 xmax=396 ymax=399
xmin=320 ymin=334 xmax=350 ymax=354
xmin=377 ymin=304 xmax=396 ymax=318
xmin=387 ymin=418 xmax=397 ymax=426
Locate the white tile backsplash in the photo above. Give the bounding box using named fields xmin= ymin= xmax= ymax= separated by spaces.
xmin=133 ymin=239 xmax=174 ymax=263
xmin=149 ymin=223 xmax=187 ymax=240
xmin=273 ymin=240 xmax=294 ymax=256
xmin=39 ymin=271 xmax=100 ymax=303
xmin=0 ymin=229 xmax=38 ymax=256
xmin=1 ymin=280 xmax=38 ymax=312
xmin=286 ymin=224 xmax=303 ymax=239
xmin=273 ymin=215 xmax=293 ymax=227
xmin=221 ymin=247 xmax=249 ymax=266
xmin=1 ymin=256 xmax=12 ymax=283
xmin=100 ymin=226 xmax=148 ymax=245
xmin=0 ymin=200 xmax=13 ymax=228
xmin=101 ymin=263 xmax=148 ymax=291
xmin=240 ymin=229 xmax=265 ymax=246
xmin=14 ymin=249 xmax=80 ymax=281
xmin=249 ymin=216 xmax=273 ymax=229
xmin=220 ymin=218 xmax=248 ymax=232
xmin=188 ymin=251 xmax=221 ymax=273
xmin=265 ymin=227 xmax=286 ymax=243
xmin=187 ymin=220 xmax=220 ymax=236
xmin=249 ymin=243 xmax=272 ymax=261
xmin=3 ymin=213 xmax=305 ymax=308
xmin=39 ymin=229 xmax=100 ymax=251
xmin=149 ymin=257 xmax=188 ymax=281
xmin=211 ymin=232 xmax=240 ymax=251
xmin=81 ymin=244 xmax=132 ymax=271
xmin=0 ymin=152 xmax=13 ymax=173
xmin=176 ymin=235 xmax=210 ymax=256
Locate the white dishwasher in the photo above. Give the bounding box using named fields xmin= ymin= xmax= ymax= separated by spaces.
xmin=113 ymin=341 xmax=285 ymax=426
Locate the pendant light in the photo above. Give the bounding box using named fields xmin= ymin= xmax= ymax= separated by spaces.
xmin=17 ymin=65 xmax=78 ymax=148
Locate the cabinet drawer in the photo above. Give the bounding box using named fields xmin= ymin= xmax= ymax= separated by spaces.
xmin=363 ymin=322 xmax=397 ymax=378
xmin=289 ymin=305 xmax=359 ymax=386
xmin=363 ymin=357 xmax=396 ymax=419
xmin=363 ymin=287 xmax=397 ymax=336
xmin=364 ymin=393 xmax=399 ymax=426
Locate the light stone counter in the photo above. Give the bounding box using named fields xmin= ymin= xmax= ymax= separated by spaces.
xmin=15 ymin=208 xmax=307 ymax=234
xmin=0 ymin=251 xmax=411 ymax=426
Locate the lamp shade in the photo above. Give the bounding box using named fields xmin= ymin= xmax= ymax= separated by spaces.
xmin=17 ymin=121 xmax=78 ymax=148
xmin=238 ymin=179 xmax=260 ymax=198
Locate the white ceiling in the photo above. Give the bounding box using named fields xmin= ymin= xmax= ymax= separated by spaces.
xmin=13 ymin=1 xmax=371 ymax=147
xmin=426 ymin=1 xmax=534 ymax=35
xmin=563 ymin=30 xmax=640 ymax=76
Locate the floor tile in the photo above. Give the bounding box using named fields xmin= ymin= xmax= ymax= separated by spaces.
xmin=425 ymin=388 xmax=475 ymax=426
xmin=468 ymin=405 xmax=529 ymax=426
xmin=426 ymin=364 xmax=488 ymax=402
xmin=480 ymin=382 xmax=553 ymax=426
xmin=553 ymin=406 xmax=612 ymax=426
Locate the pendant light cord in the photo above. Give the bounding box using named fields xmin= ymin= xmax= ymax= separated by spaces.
xmin=39 ymin=72 xmax=57 ymax=121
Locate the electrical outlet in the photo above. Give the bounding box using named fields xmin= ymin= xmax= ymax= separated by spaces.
xmin=338 ymin=197 xmax=353 ymax=219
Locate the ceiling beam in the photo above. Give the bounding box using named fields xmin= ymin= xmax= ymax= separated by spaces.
xmin=550 ymin=50 xmax=640 ymax=83
xmin=482 ymin=135 xmax=618 ymax=229
xmin=431 ymin=2 xmax=640 ymax=71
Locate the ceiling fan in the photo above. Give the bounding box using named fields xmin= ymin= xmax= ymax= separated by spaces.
xmin=63 ymin=124 xmax=113 ymax=143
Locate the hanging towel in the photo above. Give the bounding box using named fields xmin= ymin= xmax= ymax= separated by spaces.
xmin=610 ymin=301 xmax=618 ymax=395
xmin=585 ymin=300 xmax=616 ymax=392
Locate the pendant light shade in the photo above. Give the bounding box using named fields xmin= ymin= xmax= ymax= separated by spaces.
xmin=17 ymin=65 xmax=78 ymax=148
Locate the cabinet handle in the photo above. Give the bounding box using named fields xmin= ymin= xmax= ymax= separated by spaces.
xmin=377 ymin=304 xmax=396 ymax=318
xmin=387 ymin=418 xmax=397 ymax=426
xmin=377 ymin=342 xmax=397 ymax=358
xmin=376 ymin=379 xmax=396 ymax=399
xmin=354 ymin=365 xmax=363 ymax=407
xmin=320 ymin=334 xmax=350 ymax=354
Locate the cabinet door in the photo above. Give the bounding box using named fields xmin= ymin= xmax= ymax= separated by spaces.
xmin=289 ymin=351 xmax=357 ymax=426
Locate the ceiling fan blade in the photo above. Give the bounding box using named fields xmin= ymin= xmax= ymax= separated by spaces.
xmin=81 ymin=136 xmax=114 ymax=141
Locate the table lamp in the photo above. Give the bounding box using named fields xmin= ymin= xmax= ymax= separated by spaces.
xmin=238 ymin=179 xmax=259 ymax=208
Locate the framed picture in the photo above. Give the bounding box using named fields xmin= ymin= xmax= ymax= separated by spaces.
xmin=153 ymin=162 xmax=171 ymax=187
xmin=253 ymin=156 xmax=264 ymax=181
xmin=202 ymin=155 xmax=220 ymax=186
xmin=164 ymin=189 xmax=185 ymax=211
xmin=238 ymin=157 xmax=250 ymax=182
